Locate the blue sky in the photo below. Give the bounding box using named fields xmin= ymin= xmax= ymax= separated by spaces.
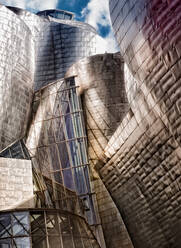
xmin=57 ymin=0 xmax=110 ymax=37
xmin=0 ymin=0 xmax=118 ymax=53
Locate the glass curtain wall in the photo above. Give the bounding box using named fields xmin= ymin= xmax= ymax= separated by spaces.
xmin=0 ymin=210 xmax=100 ymax=248
xmin=26 ymin=77 xmax=96 ymax=224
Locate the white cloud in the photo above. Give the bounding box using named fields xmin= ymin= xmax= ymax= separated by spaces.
xmin=0 ymin=0 xmax=26 ymax=8
xmin=82 ymin=0 xmax=119 ymax=54
xmin=0 ymin=0 xmax=58 ymax=10
xmin=96 ymin=33 xmax=119 ymax=54
xmin=26 ymin=0 xmax=58 ymax=11
xmin=81 ymin=0 xmax=110 ymax=30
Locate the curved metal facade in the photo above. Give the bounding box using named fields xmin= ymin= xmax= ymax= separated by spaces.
xmin=0 ymin=6 xmax=34 ymax=150
xmin=8 ymin=7 xmax=97 ymax=91
xmin=106 ymin=1 xmax=181 ymax=248
xmin=66 ymin=53 xmax=133 ymax=248
xmin=0 ymin=6 xmax=102 ymax=248
xmin=66 ymin=53 xmax=129 ymax=168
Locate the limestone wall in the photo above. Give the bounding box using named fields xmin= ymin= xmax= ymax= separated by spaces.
xmin=0 ymin=158 xmax=34 ymax=210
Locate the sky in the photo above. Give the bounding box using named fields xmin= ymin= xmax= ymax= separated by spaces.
xmin=0 ymin=0 xmax=119 ymax=54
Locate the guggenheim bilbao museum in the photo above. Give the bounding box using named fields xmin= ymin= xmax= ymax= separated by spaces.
xmin=0 ymin=0 xmax=180 ymax=247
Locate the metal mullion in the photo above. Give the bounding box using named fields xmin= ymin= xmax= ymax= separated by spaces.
xmin=30 ymin=215 xmax=46 ymax=235
xmin=69 ymin=88 xmax=90 ymax=193
xmin=54 ymin=195 xmax=77 ymax=202
xmin=39 ymin=85 xmax=78 ymax=101
xmin=67 ymin=215 xmax=76 ymax=248
xmin=50 ymin=90 xmax=71 ymax=209
xmin=29 ymin=212 xmax=32 ymax=248
xmin=75 ymin=88 xmax=90 ymax=165
xmin=76 ymin=104 xmax=97 ymax=195
xmin=10 ymin=214 xmax=17 ymax=248
xmin=30 ymin=136 xmax=87 ymax=150
xmin=12 ymin=238 xmax=18 ymax=248
xmin=50 ymin=163 xmax=89 ymax=173
xmin=8 ymin=147 xmax=12 ymax=158
xmin=0 ymin=222 xmax=12 ymax=239
xmin=12 ymin=214 xmax=30 ymax=235
xmin=77 ymin=93 xmax=87 ymax=140
xmin=58 ymin=90 xmax=78 ymax=198
xmin=56 ymin=213 xmax=64 ymax=248
xmin=46 ymin=144 xmax=59 ymax=209
xmin=77 ymin=218 xmax=86 ymax=248
xmin=67 ymin=88 xmax=88 ymax=194
xmin=52 ymin=139 xmax=69 ymax=209
xmin=79 ymin=219 xmax=94 ymax=248
xmin=74 ymin=87 xmax=84 ymax=137
xmin=44 ymin=211 xmax=49 ymax=248
xmin=44 ymin=90 xmax=66 ymax=209
xmin=19 ymin=140 xmax=26 ymax=159
xmin=33 ymin=109 xmax=83 ymax=124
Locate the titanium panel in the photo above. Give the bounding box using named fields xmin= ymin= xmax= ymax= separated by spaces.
xmin=104 ymin=1 xmax=181 ymax=247
xmin=0 ymin=6 xmax=34 ymax=151
xmin=7 ymin=7 xmax=97 ymax=91
xmin=65 ymin=53 xmax=129 ymax=170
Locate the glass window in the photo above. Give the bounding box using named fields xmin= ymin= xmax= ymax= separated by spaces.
xmin=12 ymin=212 xmax=29 ymax=236
xmin=57 ymin=13 xmax=64 ymax=19
xmin=53 ymin=171 xmax=63 ymax=184
xmin=0 ymin=214 xmax=11 ymax=238
xmin=13 ymin=238 xmax=31 ymax=248
xmin=0 ymin=238 xmax=11 ymax=247
xmin=63 ymin=169 xmax=75 ymax=190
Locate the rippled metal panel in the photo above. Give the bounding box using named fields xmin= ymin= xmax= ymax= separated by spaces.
xmin=106 ymin=1 xmax=181 ymax=248
xmin=8 ymin=7 xmax=97 ymax=91
xmin=0 ymin=6 xmax=34 ymax=151
xmin=66 ymin=54 xmax=134 ymax=248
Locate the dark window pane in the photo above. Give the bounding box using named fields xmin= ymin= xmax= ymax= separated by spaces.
xmin=74 ymin=167 xmax=87 ymax=194
xmin=45 ymin=214 xmax=60 ymax=236
xmin=53 ymin=171 xmax=63 ymax=184
xmin=63 ymin=169 xmax=75 ymax=190
xmin=0 ymin=238 xmax=12 ymax=247
xmin=0 ymin=214 xmax=11 ymax=238
xmin=31 ymin=213 xmax=46 ymax=238
xmin=48 ymin=237 xmax=61 ymax=248
xmin=57 ymin=143 xmax=70 ymax=169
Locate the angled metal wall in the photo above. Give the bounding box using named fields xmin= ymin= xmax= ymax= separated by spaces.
xmin=105 ymin=1 xmax=181 ymax=248
xmin=0 ymin=6 xmax=34 ymax=150
xmin=7 ymin=7 xmax=97 ymax=91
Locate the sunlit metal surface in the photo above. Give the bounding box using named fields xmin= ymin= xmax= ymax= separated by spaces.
xmin=7 ymin=6 xmax=97 ymax=91
xmin=0 ymin=6 xmax=34 ymax=151
xmin=26 ymin=77 xmax=96 ymax=225
xmin=103 ymin=1 xmax=181 ymax=248
xmin=0 ymin=5 xmax=102 ymax=247
xmin=66 ymin=53 xmax=129 ymax=171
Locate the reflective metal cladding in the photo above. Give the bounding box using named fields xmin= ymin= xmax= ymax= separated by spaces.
xmin=65 ymin=53 xmax=129 ymax=170
xmin=108 ymin=1 xmax=181 ymax=248
xmin=0 ymin=5 xmax=102 ymax=248
xmin=8 ymin=6 xmax=97 ymax=91
xmin=0 ymin=6 xmax=34 ymax=151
